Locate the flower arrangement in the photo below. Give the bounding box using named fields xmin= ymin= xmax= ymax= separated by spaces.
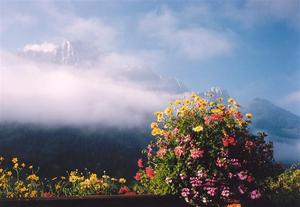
xmin=134 ymin=93 xmax=278 ymax=206
xmin=0 ymin=156 xmax=134 ymax=199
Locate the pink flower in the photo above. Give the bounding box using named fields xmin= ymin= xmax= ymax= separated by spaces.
xmin=134 ymin=172 xmax=141 ymax=181
xmin=174 ymin=146 xmax=185 ymax=158
xmin=145 ymin=167 xmax=155 ymax=179
xmin=206 ymin=187 xmax=217 ymax=196
xmin=190 ymin=177 xmax=202 ymax=187
xmin=221 ymin=187 xmax=230 ymax=197
xmin=190 ymin=148 xmax=204 ymax=159
xmin=157 ymin=147 xmax=167 ymax=158
xmin=137 ymin=159 xmax=143 ymax=168
xmin=250 ymin=189 xmax=261 ymax=199
xmin=147 ymin=144 xmax=152 ymax=158
xmin=237 ymin=171 xmax=248 ymax=180
xmin=172 ymin=128 xmax=179 ymax=135
xmin=181 ymin=188 xmax=190 ymax=198
xmin=245 ymin=140 xmax=255 ymax=150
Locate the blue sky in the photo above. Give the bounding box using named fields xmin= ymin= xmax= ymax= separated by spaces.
xmin=0 ymin=0 xmax=299 ymax=115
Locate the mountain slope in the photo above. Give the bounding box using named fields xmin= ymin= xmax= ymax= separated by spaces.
xmin=245 ymin=98 xmax=300 ymax=142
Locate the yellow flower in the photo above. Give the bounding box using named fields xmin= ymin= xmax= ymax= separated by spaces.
xmin=246 ymin=113 xmax=252 ymax=119
xmin=29 ymin=165 xmax=33 ymax=170
xmin=211 ymin=108 xmax=222 ymax=114
xmin=19 ymin=187 xmax=27 ymax=193
xmin=119 ymin=178 xmax=126 ymax=184
xmin=0 ymin=156 xmax=4 ymax=161
xmin=7 ymin=171 xmax=12 ymax=176
xmin=164 ymin=107 xmax=173 ymax=116
xmin=7 ymin=192 xmax=13 ymax=198
xmin=27 ymin=174 xmax=39 ymax=182
xmin=12 ymin=157 xmax=18 ymax=164
xmin=111 ymin=178 xmax=118 ymax=182
xmin=209 ymin=101 xmax=215 ymax=106
xmin=193 ymin=125 xmax=203 ymax=132
xmin=217 ymin=97 xmax=223 ymax=102
xmin=90 ymin=173 xmax=98 ymax=183
xmin=217 ymin=104 xmax=225 ymax=110
xmin=103 ymin=183 xmax=109 ymax=188
xmin=21 ymin=163 xmax=26 ymax=168
xmin=150 ymin=122 xmax=158 ymax=129
xmin=228 ymin=98 xmax=235 ymax=103
xmin=184 ymin=99 xmax=191 ymax=105
xmin=0 ymin=168 xmax=3 ymax=173
xmin=151 ymin=127 xmax=162 ymax=136
xmin=13 ymin=163 xmax=18 ymax=169
xmin=154 ymin=112 xmax=164 ymax=121
xmin=61 ymin=176 xmax=66 ymax=180
xmin=30 ymin=190 xmax=37 ymax=198
xmin=175 ymin=100 xmax=182 ymax=105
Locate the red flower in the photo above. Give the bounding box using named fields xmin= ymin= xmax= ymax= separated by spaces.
xmin=146 ymin=167 xmax=155 ymax=179
xmin=134 ymin=172 xmax=141 ymax=181
xmin=137 ymin=159 xmax=143 ymax=168
xmin=43 ymin=192 xmax=53 ymax=198
xmin=223 ymin=137 xmax=237 ymax=147
xmin=118 ymin=186 xmax=129 ymax=194
xmin=190 ymin=148 xmax=204 ymax=159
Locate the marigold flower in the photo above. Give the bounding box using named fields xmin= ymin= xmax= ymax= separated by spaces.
xmin=21 ymin=163 xmax=26 ymax=168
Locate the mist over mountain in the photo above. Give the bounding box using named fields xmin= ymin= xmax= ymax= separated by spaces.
xmin=1 ymin=40 xmax=299 ymax=178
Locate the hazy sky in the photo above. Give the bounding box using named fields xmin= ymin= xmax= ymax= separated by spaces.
xmin=0 ymin=0 xmax=299 ymax=121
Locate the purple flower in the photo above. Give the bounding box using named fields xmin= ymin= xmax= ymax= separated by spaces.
xmin=250 ymin=189 xmax=261 ymax=199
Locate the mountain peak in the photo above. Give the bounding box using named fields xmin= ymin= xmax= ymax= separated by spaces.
xmin=21 ymin=40 xmax=77 ymax=65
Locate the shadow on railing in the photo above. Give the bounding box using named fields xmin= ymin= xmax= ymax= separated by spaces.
xmin=0 ymin=195 xmax=191 ymax=207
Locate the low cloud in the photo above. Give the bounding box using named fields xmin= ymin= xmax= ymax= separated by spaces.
xmin=273 ymin=140 xmax=300 ymax=163
xmin=0 ymin=50 xmax=183 ymax=128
